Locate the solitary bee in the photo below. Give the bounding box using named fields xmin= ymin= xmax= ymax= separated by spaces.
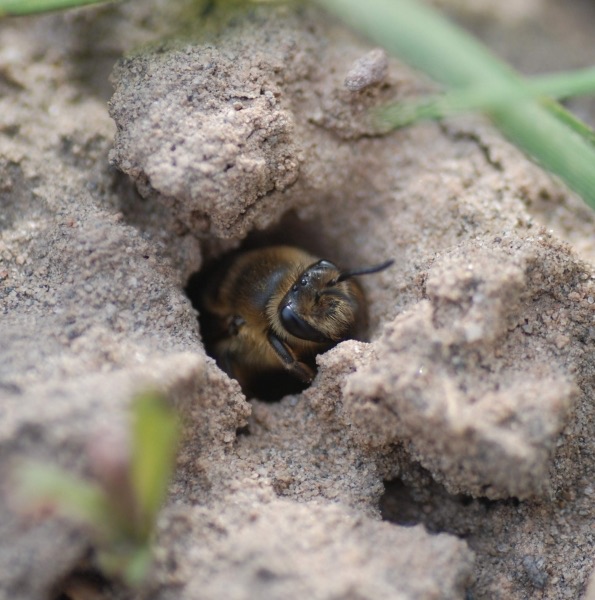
xmin=192 ymin=246 xmax=392 ymax=398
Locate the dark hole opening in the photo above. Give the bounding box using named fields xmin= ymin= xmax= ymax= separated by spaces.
xmin=379 ymin=478 xmax=423 ymax=527
xmin=51 ymin=566 xmax=114 ymax=600
xmin=185 ymin=212 xmax=388 ymax=401
xmin=380 ymin=475 xmax=515 ymax=540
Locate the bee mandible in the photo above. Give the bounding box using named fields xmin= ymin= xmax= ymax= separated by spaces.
xmin=195 ymin=246 xmax=393 ymax=397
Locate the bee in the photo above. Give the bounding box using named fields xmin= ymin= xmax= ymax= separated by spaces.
xmin=192 ymin=246 xmax=393 ymax=398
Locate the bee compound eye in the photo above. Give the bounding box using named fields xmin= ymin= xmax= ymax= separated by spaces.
xmin=300 ymin=278 xmax=308 ymax=286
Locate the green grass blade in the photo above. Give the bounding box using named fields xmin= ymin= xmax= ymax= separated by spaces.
xmin=130 ymin=391 xmax=180 ymax=538
xmin=378 ymin=68 xmax=595 ymax=128
xmin=541 ymin=97 xmax=595 ymax=149
xmin=492 ymin=101 xmax=595 ymax=206
xmin=531 ymin=67 xmax=595 ymax=100
xmin=121 ymin=545 xmax=153 ymax=588
xmin=315 ymin=0 xmax=595 ymax=211
xmin=15 ymin=462 xmax=113 ymax=528
xmin=97 ymin=544 xmax=152 ymax=588
xmin=0 ymin=0 xmax=110 ymax=16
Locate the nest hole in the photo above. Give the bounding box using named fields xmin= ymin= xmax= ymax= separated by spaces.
xmin=186 ymin=211 xmax=391 ymax=401
xmin=51 ymin=565 xmax=121 ymax=600
xmin=380 ymin=476 xmax=501 ymax=538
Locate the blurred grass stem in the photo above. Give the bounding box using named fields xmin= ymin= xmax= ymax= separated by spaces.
xmin=380 ymin=68 xmax=595 ymax=127
xmin=316 ymin=0 xmax=595 ymax=210
xmin=0 ymin=0 xmax=110 ymax=16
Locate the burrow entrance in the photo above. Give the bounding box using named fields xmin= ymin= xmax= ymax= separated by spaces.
xmin=185 ymin=211 xmax=393 ymax=401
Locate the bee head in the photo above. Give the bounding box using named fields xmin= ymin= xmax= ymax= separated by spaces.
xmin=278 ymin=258 xmax=394 ymax=343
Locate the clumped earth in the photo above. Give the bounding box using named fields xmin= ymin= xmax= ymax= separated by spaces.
xmin=1 ymin=1 xmax=595 ymax=599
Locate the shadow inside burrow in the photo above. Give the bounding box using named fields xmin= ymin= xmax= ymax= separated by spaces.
xmin=185 ymin=210 xmax=392 ymax=402
xmin=50 ymin=561 xmax=127 ymax=600
xmin=380 ymin=474 xmax=520 ymax=537
xmin=381 ymin=475 xmax=549 ymax=597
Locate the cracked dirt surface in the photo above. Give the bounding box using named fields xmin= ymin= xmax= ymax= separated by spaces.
xmin=1 ymin=1 xmax=595 ymax=599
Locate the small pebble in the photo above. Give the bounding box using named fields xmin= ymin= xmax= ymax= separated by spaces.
xmin=344 ymin=48 xmax=388 ymax=91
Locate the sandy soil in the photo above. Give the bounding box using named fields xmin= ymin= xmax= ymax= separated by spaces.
xmin=1 ymin=1 xmax=594 ymax=599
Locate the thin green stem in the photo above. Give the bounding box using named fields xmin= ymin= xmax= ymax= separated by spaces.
xmin=0 ymin=0 xmax=111 ymax=16
xmin=315 ymin=0 xmax=595 ymax=211
xmin=379 ymin=67 xmax=595 ymax=128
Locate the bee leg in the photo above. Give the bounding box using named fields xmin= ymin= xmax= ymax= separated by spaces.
xmin=267 ymin=331 xmax=315 ymax=384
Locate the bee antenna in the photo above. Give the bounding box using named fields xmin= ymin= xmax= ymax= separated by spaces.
xmin=336 ymin=259 xmax=394 ymax=283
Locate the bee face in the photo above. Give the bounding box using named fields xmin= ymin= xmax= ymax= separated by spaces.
xmin=279 ymin=260 xmax=361 ymax=343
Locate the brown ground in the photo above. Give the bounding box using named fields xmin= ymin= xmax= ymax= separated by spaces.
xmin=1 ymin=1 xmax=595 ymax=599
